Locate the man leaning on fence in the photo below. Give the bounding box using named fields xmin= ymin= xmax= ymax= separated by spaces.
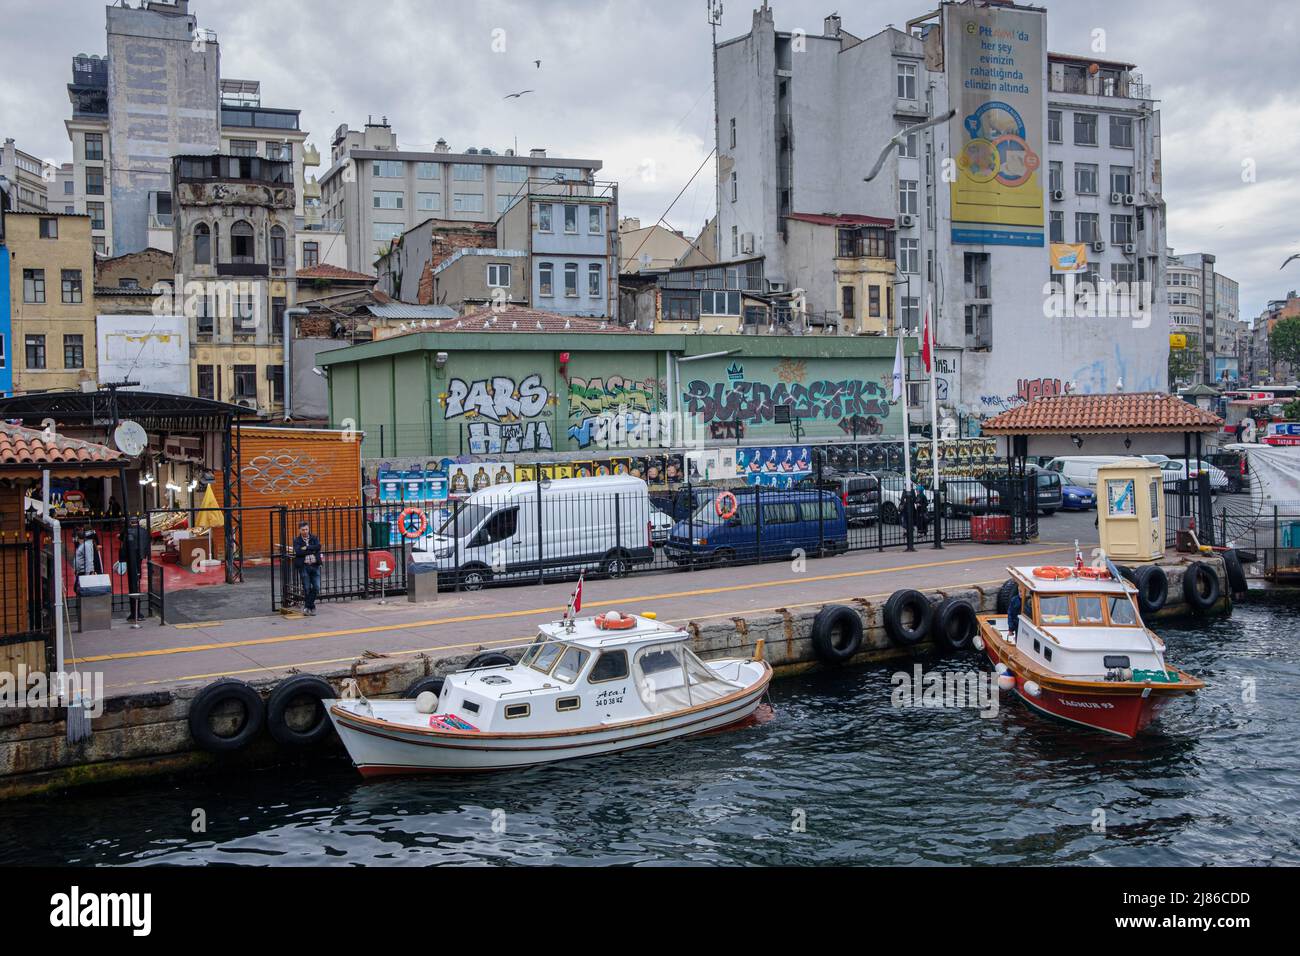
xmin=293 ymin=522 xmax=322 ymax=616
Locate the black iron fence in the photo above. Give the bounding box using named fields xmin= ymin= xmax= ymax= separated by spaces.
xmin=270 ymin=466 xmax=1040 ymax=609
xmin=1164 ymin=475 xmax=1216 ymax=548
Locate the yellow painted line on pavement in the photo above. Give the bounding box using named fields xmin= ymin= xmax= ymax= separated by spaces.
xmin=78 ymin=545 xmax=1069 ymax=666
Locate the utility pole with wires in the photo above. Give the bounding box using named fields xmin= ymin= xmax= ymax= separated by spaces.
xmin=708 ymin=0 xmax=724 ymax=260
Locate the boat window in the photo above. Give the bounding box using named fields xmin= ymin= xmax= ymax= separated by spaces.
xmin=556 ymin=696 xmax=581 ymax=712
xmin=1043 ymin=645 xmax=1053 ymax=662
xmin=1075 ymin=596 xmax=1105 ymax=624
xmin=1037 ymin=595 xmax=1072 ymax=625
xmin=462 ymin=700 xmax=481 ymax=714
xmin=588 ymin=649 xmax=629 ymax=683
xmin=529 ymin=642 xmax=566 ymax=675
xmin=504 ymin=703 xmax=530 ymax=719
xmin=1107 ymin=596 xmax=1139 ymax=626
xmin=519 ymin=636 xmax=546 ymax=667
xmin=553 ymin=646 xmax=590 ymax=683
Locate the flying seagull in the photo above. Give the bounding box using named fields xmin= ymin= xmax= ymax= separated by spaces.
xmin=534 ymin=59 xmax=542 ymax=69
xmin=863 ymin=109 xmax=957 ymax=183
xmin=504 ymin=90 xmax=534 ymax=100
xmin=1281 ymin=253 xmax=1300 ymax=270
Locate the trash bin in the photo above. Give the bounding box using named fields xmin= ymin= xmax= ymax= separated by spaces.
xmin=77 ymin=573 xmax=113 ymax=632
xmin=368 ymin=520 xmax=391 ymax=548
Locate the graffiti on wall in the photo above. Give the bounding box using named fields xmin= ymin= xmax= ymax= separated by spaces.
xmin=466 ymin=421 xmax=554 ymax=455
xmin=445 ymin=374 xmax=550 ymax=422
xmin=682 ymin=361 xmax=891 ymax=433
xmin=566 ymin=375 xmax=663 ymax=450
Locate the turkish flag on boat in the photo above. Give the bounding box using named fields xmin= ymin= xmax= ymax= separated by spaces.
xmin=570 ymin=573 xmax=584 ymax=614
xmin=921 ymin=305 xmax=933 ymax=374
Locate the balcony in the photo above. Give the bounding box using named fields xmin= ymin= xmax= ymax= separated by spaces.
xmin=1049 ymin=68 xmax=1151 ymax=100
xmin=149 ymin=214 xmax=173 ymax=229
xmin=175 ymin=154 xmax=294 ymax=186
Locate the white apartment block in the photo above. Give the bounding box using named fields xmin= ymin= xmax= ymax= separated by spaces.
xmin=715 ymin=1 xmax=1170 ymax=416
xmin=320 ymin=119 xmax=604 ymax=273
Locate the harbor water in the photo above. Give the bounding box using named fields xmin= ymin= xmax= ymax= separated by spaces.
xmin=3 ymin=596 xmax=1298 ymax=866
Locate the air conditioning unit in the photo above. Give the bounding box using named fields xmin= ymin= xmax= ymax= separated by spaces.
xmin=1051 ymin=190 xmax=1065 ymax=202
xmin=897 ymin=214 xmax=915 ymax=228
xmin=1123 ymin=194 xmax=1136 ymax=206
xmin=740 ymin=233 xmax=755 ymax=254
xmin=1091 ymin=241 xmax=1106 ymax=254
xmin=1110 ymin=192 xmax=1124 ymax=205
xmin=1123 ymin=243 xmax=1136 ymax=255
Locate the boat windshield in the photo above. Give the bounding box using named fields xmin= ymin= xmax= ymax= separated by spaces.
xmin=552 ymin=646 xmax=590 ymax=683
xmin=1107 ymin=595 xmax=1139 ymax=626
xmin=1038 ymin=595 xmax=1072 ymax=625
xmin=519 ymin=635 xmax=546 ymax=667
xmin=1075 ymin=595 xmax=1105 ymax=625
xmin=529 ymin=641 xmax=567 ymax=675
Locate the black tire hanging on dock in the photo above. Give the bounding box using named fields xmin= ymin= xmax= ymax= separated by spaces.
xmin=1119 ymin=565 xmax=1168 ymax=616
xmin=883 ymin=589 xmax=933 ymax=646
xmin=809 ymin=604 xmax=863 ymax=664
xmin=1223 ymin=549 xmax=1249 ymax=601
xmin=464 ymin=652 xmax=514 ymax=670
xmin=1182 ymin=561 xmax=1221 ymax=613
xmin=188 ymin=678 xmax=266 ymax=754
xmin=266 ymin=675 xmax=335 ymax=748
xmin=932 ymin=598 xmax=978 ymax=652
xmin=995 ymin=579 xmax=1018 ymax=614
xmin=403 ymin=676 xmax=446 ymax=699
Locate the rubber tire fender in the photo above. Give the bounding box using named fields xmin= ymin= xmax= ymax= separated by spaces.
xmin=465 ymin=652 xmax=514 ymax=670
xmin=933 ymin=598 xmax=978 ymax=652
xmin=995 ymin=579 xmax=1017 ymax=614
xmin=1182 ymin=561 xmax=1221 ymax=613
xmin=266 ymin=674 xmax=335 ymax=748
xmin=1223 ymin=550 xmax=1248 ymax=601
xmin=188 ymin=678 xmax=266 ymax=754
xmin=1119 ymin=565 xmax=1168 ymax=616
xmin=403 ymin=675 xmax=446 ymax=699
xmin=883 ymin=589 xmax=933 ymax=646
xmin=809 ymin=604 xmax=864 ymax=665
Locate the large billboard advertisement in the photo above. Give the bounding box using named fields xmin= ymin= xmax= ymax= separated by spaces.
xmin=946 ymin=3 xmax=1046 ymax=247
xmin=97 ymin=314 xmax=191 ymax=396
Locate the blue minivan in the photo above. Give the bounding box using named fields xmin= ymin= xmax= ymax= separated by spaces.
xmin=664 ymin=489 xmax=848 ymax=566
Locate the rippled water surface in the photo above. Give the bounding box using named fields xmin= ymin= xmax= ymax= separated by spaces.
xmin=3 ymin=598 xmax=1298 ymax=866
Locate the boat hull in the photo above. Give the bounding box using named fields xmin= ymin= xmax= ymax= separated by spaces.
xmin=980 ymin=624 xmax=1192 ymax=739
xmin=328 ymin=669 xmax=772 ymax=776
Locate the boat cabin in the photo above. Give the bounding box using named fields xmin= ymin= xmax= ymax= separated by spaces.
xmin=999 ymin=567 xmax=1168 ymax=680
xmin=433 ymin=614 xmax=748 ymax=732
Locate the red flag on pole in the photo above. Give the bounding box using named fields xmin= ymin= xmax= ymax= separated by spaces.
xmin=921 ymin=306 xmax=933 ymax=374
xmin=569 ymin=572 xmax=584 ymax=615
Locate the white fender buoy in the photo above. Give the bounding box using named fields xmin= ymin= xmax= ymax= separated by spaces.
xmin=972 ymin=634 xmax=985 ymax=651
xmin=994 ymin=662 xmax=1009 ymax=676
xmin=415 ymin=691 xmax=439 ymax=714
xmin=997 ymin=673 xmax=1016 ymax=691
xmin=1023 ymin=680 xmax=1042 ymax=698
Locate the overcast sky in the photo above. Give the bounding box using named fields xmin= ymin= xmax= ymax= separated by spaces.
xmin=2 ymin=0 xmax=1297 ymax=321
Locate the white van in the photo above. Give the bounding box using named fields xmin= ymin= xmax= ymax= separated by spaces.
xmin=412 ymin=475 xmax=655 ymax=589
xmin=1044 ymin=456 xmax=1128 ymax=491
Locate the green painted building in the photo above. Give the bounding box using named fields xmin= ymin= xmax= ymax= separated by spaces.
xmin=318 ymin=326 xmax=910 ymax=460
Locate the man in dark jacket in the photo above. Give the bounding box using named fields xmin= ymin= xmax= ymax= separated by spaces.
xmin=120 ymin=517 xmax=150 ymax=622
xmin=292 ymin=522 xmax=322 ymax=615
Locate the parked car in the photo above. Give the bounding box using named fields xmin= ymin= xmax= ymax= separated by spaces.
xmin=649 ymin=508 xmax=674 ymax=545
xmin=411 ymin=475 xmax=655 ymax=589
xmin=872 ymin=470 xmax=909 ymax=524
xmin=796 ymin=471 xmax=881 ymax=526
xmin=1043 ymin=456 xmax=1128 ymax=491
xmin=1024 ymin=463 xmax=1064 ymax=515
xmin=1060 ymin=483 xmax=1096 ymax=511
xmin=940 ymin=478 xmax=1003 ymax=517
xmin=1204 ymin=450 xmax=1251 ymax=494
xmin=665 ymin=489 xmax=848 ymax=566
xmin=1155 ymin=458 xmax=1228 ymax=492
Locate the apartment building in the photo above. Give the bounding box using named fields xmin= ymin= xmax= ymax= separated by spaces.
xmin=714 ymin=2 xmax=1169 ymax=412
xmin=5 ymin=212 xmax=97 ymax=394
xmin=172 ymin=153 xmax=297 ymax=414
xmin=62 ymin=2 xmax=311 ymax=261
xmin=0 ymin=139 xmax=50 ymax=213
xmin=1166 ymin=251 xmax=1219 ymax=385
xmin=319 ymin=118 xmax=603 ymax=272
xmin=1214 ymin=271 xmax=1241 ymax=383
xmin=1165 ymin=253 xmax=1204 ymax=384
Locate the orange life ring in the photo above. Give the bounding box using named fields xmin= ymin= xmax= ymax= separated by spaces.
xmin=594 ymin=611 xmax=637 ymax=630
xmin=715 ymin=491 xmax=738 ymax=520
xmin=1032 ymin=566 xmax=1075 ymax=580
xmin=1076 ymin=567 xmax=1111 ymax=580
xmin=398 ymin=508 xmax=428 ymax=539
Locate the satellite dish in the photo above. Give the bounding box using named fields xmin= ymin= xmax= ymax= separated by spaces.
xmin=113 ymin=420 xmax=147 ymax=457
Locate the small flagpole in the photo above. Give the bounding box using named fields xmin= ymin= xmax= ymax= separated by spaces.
xmin=927 ymin=293 xmax=941 ymax=499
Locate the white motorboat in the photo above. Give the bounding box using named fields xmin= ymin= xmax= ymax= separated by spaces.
xmin=327 ymin=611 xmax=773 ymax=776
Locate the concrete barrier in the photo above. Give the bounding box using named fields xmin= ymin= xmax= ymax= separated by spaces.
xmin=0 ymin=554 xmax=1229 ymax=801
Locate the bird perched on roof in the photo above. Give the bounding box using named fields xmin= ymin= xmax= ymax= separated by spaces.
xmin=503 ymin=90 xmax=534 ymax=100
